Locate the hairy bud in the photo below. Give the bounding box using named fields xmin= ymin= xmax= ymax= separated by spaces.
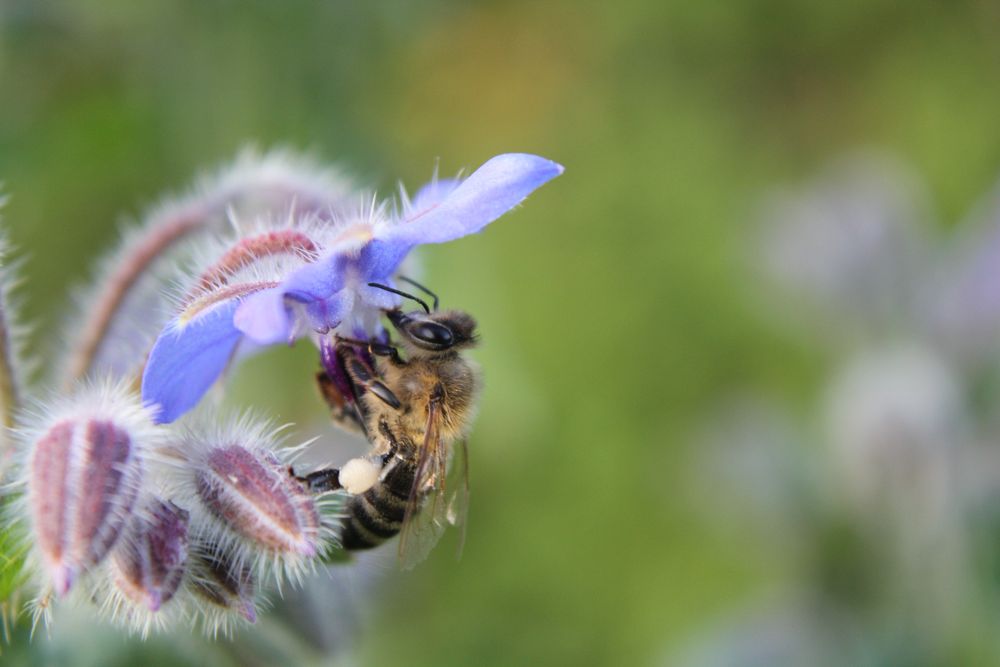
xmin=19 ymin=384 xmax=158 ymax=596
xmin=187 ymin=544 xmax=260 ymax=636
xmin=195 ymin=444 xmax=321 ymax=557
xmin=111 ymin=499 xmax=189 ymax=612
xmin=169 ymin=414 xmax=335 ymax=585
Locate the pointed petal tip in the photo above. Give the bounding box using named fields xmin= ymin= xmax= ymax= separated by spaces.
xmin=140 ymin=384 xmax=180 ymax=425
xmin=390 ymin=152 xmax=563 ymax=246
xmin=241 ymin=601 xmax=257 ymax=623
xmin=297 ymin=540 xmax=317 ymax=558
xmin=52 ymin=564 xmax=75 ymax=597
xmin=489 ymin=152 xmax=564 ymax=179
xmin=143 ymin=399 xmax=168 ymax=425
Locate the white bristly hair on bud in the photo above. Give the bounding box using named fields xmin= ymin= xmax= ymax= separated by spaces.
xmin=6 ymin=379 xmax=163 ymax=626
xmin=339 ymin=457 xmax=382 ymax=495
xmin=56 ymin=148 xmax=358 ymax=387
xmin=159 ymin=412 xmax=340 ymax=591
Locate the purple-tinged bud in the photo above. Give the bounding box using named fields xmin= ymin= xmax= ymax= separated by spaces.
xmin=189 ymin=546 xmax=258 ymax=626
xmin=191 ymin=229 xmax=319 ymax=296
xmin=13 ymin=382 xmax=160 ymax=602
xmin=28 ymin=417 xmax=144 ymax=596
xmin=172 ymin=415 xmax=335 ymax=586
xmin=111 ymin=499 xmax=189 ymax=612
xmin=195 ymin=445 xmax=321 ymax=557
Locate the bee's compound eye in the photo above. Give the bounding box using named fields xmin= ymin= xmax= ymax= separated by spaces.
xmin=340 ymin=457 xmax=382 ymax=495
xmin=410 ymin=321 xmax=454 ymax=348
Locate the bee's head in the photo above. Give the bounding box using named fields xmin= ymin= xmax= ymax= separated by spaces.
xmin=368 ymin=281 xmax=478 ymax=354
xmin=387 ymin=309 xmax=478 ymax=353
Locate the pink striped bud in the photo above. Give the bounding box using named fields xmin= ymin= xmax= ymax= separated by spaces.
xmin=14 ymin=383 xmax=159 ymax=601
xmin=111 ymin=499 xmax=189 ymax=612
xmin=195 ymin=444 xmax=321 ymax=558
xmin=27 ymin=414 xmax=146 ymax=596
xmin=170 ymin=416 xmax=336 ymax=591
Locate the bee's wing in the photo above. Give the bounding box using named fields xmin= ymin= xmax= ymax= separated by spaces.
xmin=449 ymin=438 xmax=470 ymax=559
xmin=397 ymin=395 xmax=451 ymax=569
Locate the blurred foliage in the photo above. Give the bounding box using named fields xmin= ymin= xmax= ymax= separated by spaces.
xmin=0 ymin=510 xmax=28 ymax=624
xmin=1 ymin=1 xmax=1000 ymax=666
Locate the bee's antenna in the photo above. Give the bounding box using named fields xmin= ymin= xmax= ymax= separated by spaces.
xmin=367 ymin=282 xmax=431 ymax=314
xmin=397 ymin=276 xmax=439 ymax=311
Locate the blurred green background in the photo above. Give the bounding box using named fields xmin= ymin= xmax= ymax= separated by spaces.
xmin=2 ymin=1 xmax=1000 ymax=666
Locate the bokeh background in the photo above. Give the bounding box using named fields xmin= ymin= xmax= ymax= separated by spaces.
xmin=3 ymin=1 xmax=1000 ymax=666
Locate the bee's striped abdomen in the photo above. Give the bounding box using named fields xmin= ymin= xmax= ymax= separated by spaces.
xmin=341 ymin=457 xmax=415 ymax=551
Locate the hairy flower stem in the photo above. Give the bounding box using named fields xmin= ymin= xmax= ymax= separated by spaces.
xmin=66 ymin=214 xmax=204 ymax=386
xmin=62 ymin=153 xmax=352 ymax=386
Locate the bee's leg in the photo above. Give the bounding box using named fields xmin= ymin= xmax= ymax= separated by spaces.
xmin=318 ymin=341 xmax=370 ymax=437
xmin=378 ymin=418 xmax=403 ymax=461
xmin=369 ymin=341 xmax=405 ymax=366
xmin=290 ymin=465 xmax=342 ymax=493
xmin=336 ymin=336 xmax=405 ymax=367
xmin=338 ymin=343 xmax=402 ymax=410
xmin=316 ymin=371 xmax=367 ymax=435
xmin=292 ymin=457 xmax=385 ymax=495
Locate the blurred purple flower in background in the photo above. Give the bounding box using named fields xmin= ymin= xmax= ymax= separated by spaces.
xmin=682 ymin=154 xmax=1000 ymax=665
xmin=758 ymin=153 xmax=933 ymax=338
xmin=141 ymin=153 xmax=563 ymax=423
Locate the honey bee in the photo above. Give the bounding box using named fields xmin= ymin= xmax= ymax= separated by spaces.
xmin=298 ymin=279 xmax=479 ymax=566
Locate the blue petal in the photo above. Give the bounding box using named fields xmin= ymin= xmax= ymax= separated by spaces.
xmin=234 ymin=256 xmax=347 ymax=344
xmin=142 ymin=299 xmax=244 ymax=424
xmin=233 ymin=288 xmax=291 ymax=345
xmin=409 ymin=178 xmax=461 ymax=214
xmin=357 ymin=281 xmax=403 ymax=310
xmin=304 ymin=290 xmax=351 ymax=333
xmin=387 ymin=153 xmax=563 ymax=246
xmin=356 ymin=239 xmax=412 ymax=283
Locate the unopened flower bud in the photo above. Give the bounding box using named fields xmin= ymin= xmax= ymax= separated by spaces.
xmin=20 ymin=384 xmax=157 ymax=596
xmin=173 ymin=415 xmax=333 ymax=584
xmin=188 ymin=545 xmax=259 ymax=631
xmin=111 ymin=499 xmax=189 ymax=612
xmin=196 ymin=444 xmax=321 ymax=557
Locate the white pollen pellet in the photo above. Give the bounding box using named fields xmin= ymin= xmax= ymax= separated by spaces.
xmin=339 ymin=457 xmax=381 ymax=495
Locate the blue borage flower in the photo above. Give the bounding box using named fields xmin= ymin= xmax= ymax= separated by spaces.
xmin=141 ymin=153 xmax=563 ymax=423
